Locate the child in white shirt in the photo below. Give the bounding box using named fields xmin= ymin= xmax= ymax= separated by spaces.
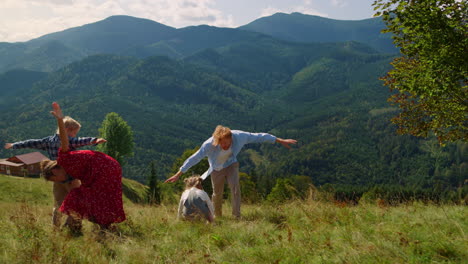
xmin=178 ymin=176 xmax=214 ymax=223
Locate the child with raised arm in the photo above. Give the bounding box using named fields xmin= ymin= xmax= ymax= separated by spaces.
xmin=40 ymin=102 xmax=126 ymax=230
xmin=5 ymin=116 xmax=106 ymax=231
xmin=178 ymin=176 xmax=214 ymax=223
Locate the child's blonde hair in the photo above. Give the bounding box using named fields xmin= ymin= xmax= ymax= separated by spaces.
xmin=212 ymin=125 xmax=232 ymax=146
xmin=184 ymin=175 xmax=203 ymax=189
xmin=56 ymin=116 xmax=81 ymax=133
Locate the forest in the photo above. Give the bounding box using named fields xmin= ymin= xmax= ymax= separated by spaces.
xmin=0 ymin=10 xmax=466 ymax=204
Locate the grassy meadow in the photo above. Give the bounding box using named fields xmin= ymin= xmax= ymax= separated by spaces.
xmin=0 ymin=174 xmax=466 ymax=264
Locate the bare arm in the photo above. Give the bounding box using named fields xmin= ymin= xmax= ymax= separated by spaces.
xmin=165 ymin=143 xmax=209 ymax=183
xmin=275 ymin=138 xmax=297 ymax=149
xmin=51 ymin=102 xmax=69 ymax=152
xmin=4 ymin=138 xmax=49 ymax=150
xmin=165 ymin=170 xmax=183 ymax=183
xmin=94 ymin=138 xmax=107 ymax=144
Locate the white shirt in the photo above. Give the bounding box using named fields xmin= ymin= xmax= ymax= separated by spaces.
xmin=213 ymin=147 xmax=232 ymax=171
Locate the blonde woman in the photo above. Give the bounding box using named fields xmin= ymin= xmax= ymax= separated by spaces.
xmin=166 ymin=125 xmax=297 ymax=218
xmin=178 ymin=175 xmax=214 ymax=223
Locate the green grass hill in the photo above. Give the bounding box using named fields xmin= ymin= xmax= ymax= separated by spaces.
xmin=0 ymin=174 xmax=148 ymax=205
xmin=0 ymin=173 xmax=466 ymax=263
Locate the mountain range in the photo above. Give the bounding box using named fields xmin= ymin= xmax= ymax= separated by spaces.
xmin=0 ymin=13 xmax=465 ymax=193
xmin=0 ymin=13 xmax=395 ymax=73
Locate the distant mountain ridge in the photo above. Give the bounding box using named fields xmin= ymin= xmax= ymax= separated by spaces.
xmin=0 ymin=13 xmax=395 ymax=73
xmin=28 ymin=15 xmax=177 ymax=53
xmin=240 ymin=12 xmax=395 ymax=53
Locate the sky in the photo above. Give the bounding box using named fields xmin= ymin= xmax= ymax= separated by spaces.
xmin=0 ymin=0 xmax=378 ymax=43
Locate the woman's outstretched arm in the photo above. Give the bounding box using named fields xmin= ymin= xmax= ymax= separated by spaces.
xmin=51 ymin=102 xmax=69 ymax=152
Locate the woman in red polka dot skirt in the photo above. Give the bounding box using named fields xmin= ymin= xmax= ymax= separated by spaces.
xmin=40 ymin=102 xmax=126 ymax=229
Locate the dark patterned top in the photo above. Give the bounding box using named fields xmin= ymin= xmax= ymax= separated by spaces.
xmin=12 ymin=134 xmax=97 ymax=160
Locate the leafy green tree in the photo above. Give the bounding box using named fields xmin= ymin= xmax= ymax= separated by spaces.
xmin=266 ymin=178 xmax=298 ymax=203
xmin=147 ymin=161 xmax=161 ymax=205
xmin=97 ymin=112 xmax=134 ymax=165
xmin=373 ymin=0 xmax=467 ymax=143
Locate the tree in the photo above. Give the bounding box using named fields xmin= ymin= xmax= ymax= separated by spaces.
xmin=266 ymin=178 xmax=298 ymax=203
xmin=97 ymin=112 xmax=134 ymax=165
xmin=147 ymin=161 xmax=161 ymax=205
xmin=373 ymin=0 xmax=467 ymax=143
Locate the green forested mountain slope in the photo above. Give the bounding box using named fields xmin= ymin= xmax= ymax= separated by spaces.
xmin=10 ymin=40 xmax=87 ymax=73
xmin=0 ymin=54 xmax=268 ymax=181
xmin=0 ymin=69 xmax=48 ymax=107
xmin=0 ymin=17 xmax=270 ymax=73
xmin=0 ymin=37 xmax=465 ymax=197
xmin=184 ymin=39 xmax=465 ymax=195
xmin=239 ymin=12 xmax=396 ymax=53
xmin=186 ymin=40 xmax=386 ymax=94
xmin=0 ymin=16 xmax=176 ymax=73
xmin=149 ymin=25 xmax=269 ymax=58
xmin=29 ymin=15 xmax=177 ymax=53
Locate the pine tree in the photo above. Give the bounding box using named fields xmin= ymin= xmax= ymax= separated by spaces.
xmin=148 ymin=161 xmax=161 ymax=205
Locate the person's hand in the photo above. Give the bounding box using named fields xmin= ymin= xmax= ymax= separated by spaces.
xmin=165 ymin=171 xmax=182 ymax=183
xmin=276 ymin=138 xmax=297 ymax=149
xmin=69 ymin=179 xmax=81 ymax=190
xmin=51 ymin=102 xmax=64 ymax=120
xmin=94 ymin=138 xmax=107 ymax=144
xmin=4 ymin=143 xmax=12 ymax=149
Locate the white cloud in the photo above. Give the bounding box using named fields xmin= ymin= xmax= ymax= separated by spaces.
xmin=331 ymin=0 xmax=348 ymax=8
xmin=137 ymin=0 xmax=235 ymax=28
xmin=0 ymin=0 xmax=234 ymax=42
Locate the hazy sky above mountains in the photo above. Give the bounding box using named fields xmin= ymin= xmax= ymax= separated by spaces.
xmin=0 ymin=0 xmax=377 ymax=42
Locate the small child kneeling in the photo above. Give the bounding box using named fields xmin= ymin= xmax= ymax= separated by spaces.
xmin=178 ymin=176 xmax=214 ymax=223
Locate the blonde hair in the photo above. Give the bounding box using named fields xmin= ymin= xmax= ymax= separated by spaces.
xmin=212 ymin=125 xmax=232 ymax=146
xmin=40 ymin=160 xmax=59 ymax=181
xmin=184 ymin=175 xmax=203 ymax=189
xmin=56 ymin=116 xmax=81 ymax=134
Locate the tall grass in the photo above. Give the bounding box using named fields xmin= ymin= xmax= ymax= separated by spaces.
xmin=0 ymin=200 xmax=466 ymax=263
xmin=0 ymin=174 xmax=466 ymax=263
xmin=0 ymin=175 xmax=52 ymax=204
